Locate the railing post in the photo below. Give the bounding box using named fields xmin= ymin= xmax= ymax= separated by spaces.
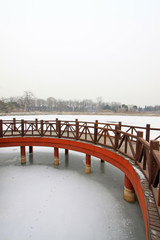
xmin=146 ymin=124 xmax=150 ymax=142
xmin=0 ymin=120 xmax=3 ymax=137
xmin=58 ymin=120 xmax=61 ymax=138
xmin=41 ymin=120 xmax=44 ymax=136
xmin=56 ymin=118 xmax=58 ymax=134
xmin=114 ymin=124 xmax=120 ymax=150
xmin=13 ymin=118 xmax=16 ymax=131
xmin=76 ymin=119 xmax=79 ymax=140
xmin=21 ymin=119 xmax=24 ymax=136
xmin=136 ymin=131 xmax=143 ymax=162
xmin=149 ymin=140 xmax=159 ymax=186
xmin=94 ymin=120 xmax=98 ymax=144
xmin=118 ymin=121 xmax=122 ymax=130
xmin=35 ymin=118 xmax=38 ymax=131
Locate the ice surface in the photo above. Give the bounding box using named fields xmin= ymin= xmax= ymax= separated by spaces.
xmin=0 ymin=114 xmax=156 ymax=239
xmin=0 ymin=147 xmax=146 ymax=240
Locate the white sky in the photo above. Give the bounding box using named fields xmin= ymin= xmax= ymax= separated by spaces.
xmin=0 ymin=0 xmax=160 ymax=106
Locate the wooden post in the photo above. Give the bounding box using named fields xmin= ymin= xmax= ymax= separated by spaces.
xmin=94 ymin=120 xmax=98 ymax=144
xmin=118 ymin=122 xmax=122 ymax=131
xmin=41 ymin=120 xmax=44 ymax=136
xmin=149 ymin=140 xmax=159 ymax=186
xmin=35 ymin=118 xmax=38 ymax=131
xmin=124 ymin=175 xmax=135 ymax=203
xmin=21 ymin=146 xmax=26 ymax=164
xmin=146 ymin=124 xmax=150 ymax=142
xmin=56 ymin=118 xmax=58 ymax=134
xmin=158 ymin=175 xmax=160 ymax=206
xmin=29 ymin=146 xmax=33 ymax=154
xmin=86 ymin=154 xmax=91 ymax=174
xmin=114 ymin=124 xmax=120 ymax=150
xmin=76 ymin=119 xmax=79 ymax=140
xmin=13 ymin=118 xmax=16 ymax=131
xmin=0 ymin=120 xmax=3 ymax=137
xmin=136 ymin=131 xmax=143 ymax=162
xmin=58 ymin=120 xmax=61 ymax=138
xmin=21 ymin=119 xmax=24 ymax=136
xmin=54 ymin=147 xmax=59 ymax=165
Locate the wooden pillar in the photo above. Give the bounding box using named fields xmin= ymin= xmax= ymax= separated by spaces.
xmin=65 ymin=149 xmax=69 ymax=155
xmin=29 ymin=146 xmax=33 ymax=154
xmin=21 ymin=146 xmax=26 ymax=164
xmin=54 ymin=147 xmax=59 ymax=166
xmin=124 ymin=175 xmax=135 ymax=203
xmin=86 ymin=154 xmax=91 ymax=174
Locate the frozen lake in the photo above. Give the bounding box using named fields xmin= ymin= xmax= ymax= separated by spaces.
xmin=1 ymin=114 xmax=159 ymax=240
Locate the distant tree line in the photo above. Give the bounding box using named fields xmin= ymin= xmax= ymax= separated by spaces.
xmin=0 ymin=91 xmax=160 ymax=113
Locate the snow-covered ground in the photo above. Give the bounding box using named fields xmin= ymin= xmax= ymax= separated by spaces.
xmin=1 ymin=114 xmax=159 ymax=240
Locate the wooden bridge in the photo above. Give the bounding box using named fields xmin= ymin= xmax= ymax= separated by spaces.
xmin=0 ymin=118 xmax=160 ymax=240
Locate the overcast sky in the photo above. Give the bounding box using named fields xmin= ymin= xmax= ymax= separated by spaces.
xmin=0 ymin=0 xmax=160 ymax=106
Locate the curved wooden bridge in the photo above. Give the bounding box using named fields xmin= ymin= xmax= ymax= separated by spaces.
xmin=0 ymin=118 xmax=160 ymax=240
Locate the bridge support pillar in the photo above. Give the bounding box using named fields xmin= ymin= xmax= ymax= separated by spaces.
xmin=65 ymin=149 xmax=69 ymax=155
xmin=29 ymin=146 xmax=33 ymax=154
xmin=86 ymin=154 xmax=91 ymax=174
xmin=124 ymin=175 xmax=135 ymax=203
xmin=54 ymin=147 xmax=59 ymax=166
xmin=21 ymin=146 xmax=26 ymax=164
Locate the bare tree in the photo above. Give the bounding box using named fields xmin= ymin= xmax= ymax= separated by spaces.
xmin=47 ymin=97 xmax=56 ymax=111
xmin=23 ymin=91 xmax=35 ymax=112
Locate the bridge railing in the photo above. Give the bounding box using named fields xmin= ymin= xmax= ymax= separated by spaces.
xmin=119 ymin=122 xmax=160 ymax=142
xmin=0 ymin=118 xmax=160 ymax=214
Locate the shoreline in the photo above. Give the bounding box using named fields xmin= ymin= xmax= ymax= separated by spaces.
xmin=1 ymin=111 xmax=160 ymax=117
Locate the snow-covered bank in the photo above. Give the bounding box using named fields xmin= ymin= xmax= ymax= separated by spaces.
xmin=0 ymin=147 xmax=146 ymax=240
